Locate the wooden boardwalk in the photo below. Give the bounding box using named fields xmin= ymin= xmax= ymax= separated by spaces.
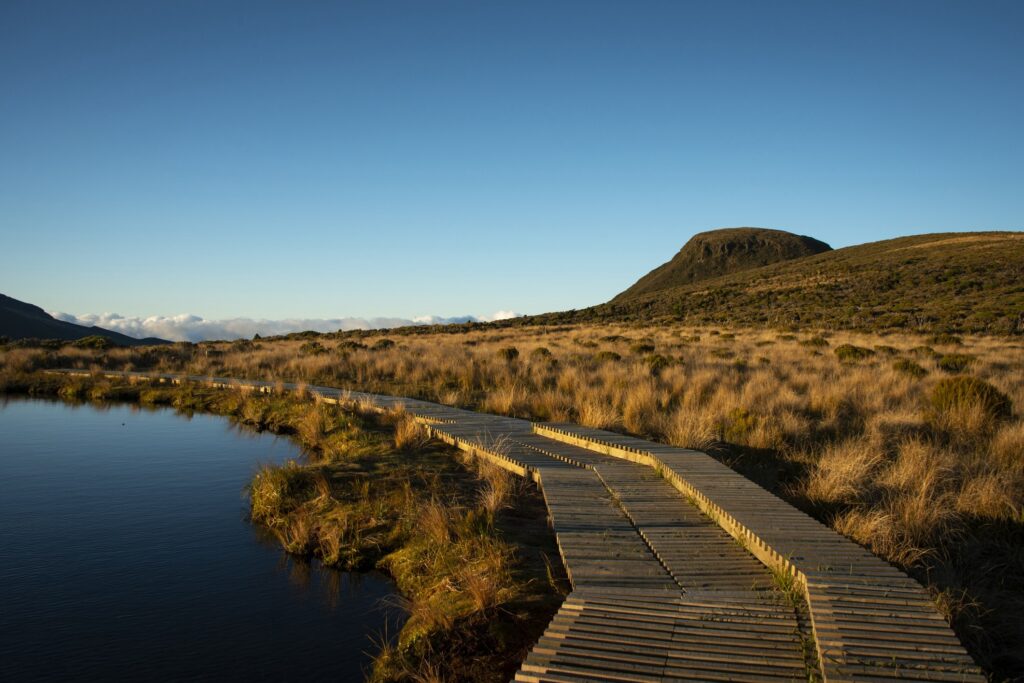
xmin=58 ymin=371 xmax=984 ymax=682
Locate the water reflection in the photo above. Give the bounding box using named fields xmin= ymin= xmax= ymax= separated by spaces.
xmin=0 ymin=397 xmax=403 ymax=681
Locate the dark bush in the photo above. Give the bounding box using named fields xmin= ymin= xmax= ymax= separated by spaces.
xmin=724 ymin=407 xmax=757 ymax=442
xmin=498 ymin=346 xmax=519 ymax=361
xmin=892 ymin=359 xmax=927 ymax=379
xmin=645 ymin=354 xmax=670 ymax=373
xmin=630 ymin=342 xmax=655 ymax=354
xmin=372 ymin=339 xmax=396 ymax=350
xmin=930 ymin=376 xmax=1012 ymax=420
xmin=800 ymin=336 xmax=829 ymax=347
xmin=834 ymin=344 xmax=876 ymax=362
xmin=937 ymin=354 xmax=974 ymax=373
xmin=929 ymin=333 xmax=963 ymax=346
xmin=299 ymin=341 xmax=327 ymax=356
xmin=530 ymin=347 xmax=552 ymax=358
xmin=73 ymin=335 xmax=113 ymax=350
xmin=594 ymin=350 xmax=621 ymax=363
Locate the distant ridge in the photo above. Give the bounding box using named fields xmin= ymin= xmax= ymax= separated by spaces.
xmin=0 ymin=293 xmax=169 ymax=346
xmin=613 ymin=227 xmax=832 ymax=302
xmin=518 ymin=231 xmax=1024 ymax=335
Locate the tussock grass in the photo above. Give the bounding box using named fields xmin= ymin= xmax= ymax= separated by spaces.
xmin=1 ymin=372 xmax=565 ymax=682
xmin=4 ymin=323 xmax=1023 ymax=678
xmin=393 ymin=415 xmax=429 ymax=452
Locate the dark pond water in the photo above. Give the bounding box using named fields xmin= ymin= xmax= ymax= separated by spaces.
xmin=0 ymin=398 xmax=402 ymax=681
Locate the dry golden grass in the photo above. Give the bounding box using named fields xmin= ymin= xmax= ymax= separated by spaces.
xmin=4 ymin=322 xmax=1023 ymax=676
xmin=393 ymin=415 xmax=428 ymax=452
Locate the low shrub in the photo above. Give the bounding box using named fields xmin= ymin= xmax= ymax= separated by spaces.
xmin=73 ymin=335 xmax=113 ymax=350
xmin=892 ymin=358 xmax=927 ymax=379
xmin=834 ymin=344 xmax=876 ymax=362
xmin=498 ymin=346 xmax=519 ymax=361
xmin=910 ymin=345 xmax=939 ymax=358
xmin=930 ymin=376 xmax=1012 ymax=421
xmin=299 ymin=341 xmax=327 ymax=356
xmin=644 ymin=354 xmax=670 ymax=373
xmin=594 ymin=350 xmax=621 ymax=363
xmin=723 ymin=407 xmax=758 ymax=443
xmin=929 ymin=333 xmax=963 ymax=346
xmin=800 ymin=336 xmax=829 ymax=347
xmin=937 ymin=354 xmax=974 ymax=373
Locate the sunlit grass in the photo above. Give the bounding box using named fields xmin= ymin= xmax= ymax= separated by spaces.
xmin=3 ymin=322 xmax=1023 ymax=676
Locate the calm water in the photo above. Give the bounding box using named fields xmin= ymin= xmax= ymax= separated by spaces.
xmin=0 ymin=398 xmax=402 ymax=681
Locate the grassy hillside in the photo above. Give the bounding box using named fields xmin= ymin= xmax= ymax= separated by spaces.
xmin=0 ymin=293 xmax=168 ymax=346
xmin=613 ymin=227 xmax=831 ymax=302
xmin=535 ymin=232 xmax=1024 ymax=335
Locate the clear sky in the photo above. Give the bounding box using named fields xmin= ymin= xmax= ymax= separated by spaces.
xmin=2 ymin=0 xmax=1022 ymax=324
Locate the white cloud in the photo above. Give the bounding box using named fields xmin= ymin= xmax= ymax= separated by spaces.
xmin=49 ymin=310 xmax=523 ymax=343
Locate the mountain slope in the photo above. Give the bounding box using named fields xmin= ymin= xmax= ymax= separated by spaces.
xmin=613 ymin=228 xmax=832 ymax=302
xmin=524 ymin=232 xmax=1024 ymax=335
xmin=0 ymin=294 xmax=168 ymax=346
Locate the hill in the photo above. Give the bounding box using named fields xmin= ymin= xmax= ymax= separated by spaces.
xmin=0 ymin=293 xmax=168 ymax=346
xmin=613 ymin=227 xmax=832 ymax=302
xmin=527 ymin=232 xmax=1024 ymax=335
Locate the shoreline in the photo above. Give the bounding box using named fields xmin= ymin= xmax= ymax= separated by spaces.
xmin=0 ymin=372 xmax=567 ymax=682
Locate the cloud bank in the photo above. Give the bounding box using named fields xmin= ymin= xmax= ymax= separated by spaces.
xmin=50 ymin=310 xmax=521 ymax=343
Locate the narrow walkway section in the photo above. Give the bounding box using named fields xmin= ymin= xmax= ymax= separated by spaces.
xmin=505 ymin=432 xmax=806 ymax=682
xmin=536 ymin=423 xmax=983 ymax=682
xmin=56 ymin=371 xmax=983 ymax=682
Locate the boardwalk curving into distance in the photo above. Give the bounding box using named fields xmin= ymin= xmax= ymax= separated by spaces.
xmin=56 ymin=371 xmax=984 ymax=682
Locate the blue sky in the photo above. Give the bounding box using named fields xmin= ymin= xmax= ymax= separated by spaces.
xmin=2 ymin=0 xmax=1021 ymax=326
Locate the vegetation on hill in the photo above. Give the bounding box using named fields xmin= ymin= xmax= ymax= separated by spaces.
xmin=537 ymin=232 xmax=1024 ymax=336
xmin=0 ymin=293 xmax=168 ymax=346
xmin=613 ymin=227 xmax=832 ymax=302
xmin=4 ymin=322 xmax=1021 ymax=678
